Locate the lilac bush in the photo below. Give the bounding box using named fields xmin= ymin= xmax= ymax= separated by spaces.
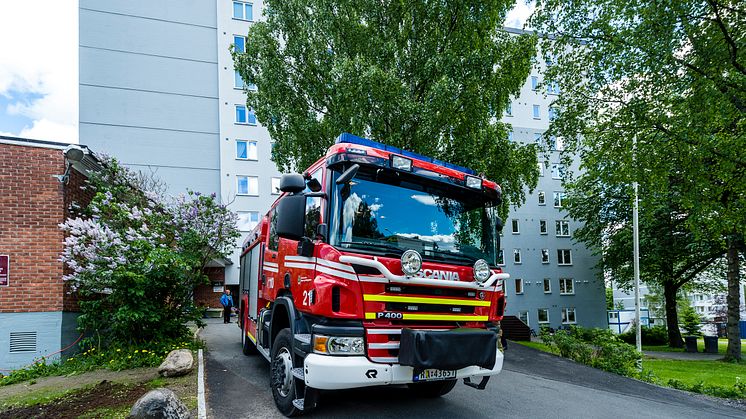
xmin=60 ymin=157 xmax=239 ymax=346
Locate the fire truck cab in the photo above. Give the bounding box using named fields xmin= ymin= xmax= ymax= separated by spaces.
xmin=238 ymin=133 xmax=508 ymax=416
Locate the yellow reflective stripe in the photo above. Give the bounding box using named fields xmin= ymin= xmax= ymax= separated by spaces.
xmin=246 ymin=329 xmax=256 ymax=343
xmin=363 ymin=294 xmax=490 ymax=307
xmin=364 ymin=312 xmax=489 ymax=321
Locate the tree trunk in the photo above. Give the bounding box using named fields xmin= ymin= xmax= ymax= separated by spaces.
xmin=725 ymin=236 xmax=741 ymax=361
xmin=664 ymin=283 xmax=684 ymax=348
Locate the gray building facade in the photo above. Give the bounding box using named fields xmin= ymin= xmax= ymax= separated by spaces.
xmin=79 ymin=5 xmax=606 ymax=328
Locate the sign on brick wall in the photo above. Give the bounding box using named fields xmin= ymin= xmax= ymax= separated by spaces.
xmin=0 ymin=255 xmax=8 ymax=286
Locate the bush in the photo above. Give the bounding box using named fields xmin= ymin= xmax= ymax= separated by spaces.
xmin=60 ymin=158 xmax=239 ymax=348
xmin=0 ymin=338 xmax=202 ymax=387
xmin=619 ymin=325 xmax=668 ymax=346
xmin=541 ymin=326 xmax=642 ymax=377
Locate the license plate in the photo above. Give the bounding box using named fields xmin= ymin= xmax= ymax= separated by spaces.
xmin=413 ymin=369 xmax=456 ymax=382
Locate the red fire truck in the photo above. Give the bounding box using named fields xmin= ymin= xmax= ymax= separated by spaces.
xmin=237 ymin=133 xmax=509 ymax=416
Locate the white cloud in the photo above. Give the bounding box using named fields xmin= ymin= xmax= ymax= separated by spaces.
xmin=0 ymin=1 xmax=78 ymax=143
xmin=505 ymin=1 xmax=536 ymax=29
xmin=410 ymin=194 xmax=437 ymax=206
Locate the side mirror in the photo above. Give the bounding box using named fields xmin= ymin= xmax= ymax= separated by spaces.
xmin=276 ymin=194 xmax=306 ymax=240
xmin=280 ymin=173 xmax=305 ymax=193
xmin=335 ymin=164 xmax=360 ymax=185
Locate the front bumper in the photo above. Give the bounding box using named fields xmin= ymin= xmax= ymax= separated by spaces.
xmin=303 ymin=347 xmax=503 ymax=390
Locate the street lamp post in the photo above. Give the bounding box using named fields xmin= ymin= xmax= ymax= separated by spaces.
xmin=632 ymin=135 xmax=642 ymax=354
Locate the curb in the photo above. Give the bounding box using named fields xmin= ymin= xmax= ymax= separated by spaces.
xmin=197 ymin=349 xmax=206 ymax=419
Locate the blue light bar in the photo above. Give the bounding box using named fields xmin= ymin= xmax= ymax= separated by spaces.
xmin=335 ymin=133 xmax=477 ymax=175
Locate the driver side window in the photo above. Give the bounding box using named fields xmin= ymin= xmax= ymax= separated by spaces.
xmin=268 ymin=207 xmax=279 ymax=250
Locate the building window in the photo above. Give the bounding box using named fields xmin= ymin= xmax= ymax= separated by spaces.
xmin=233 ymin=35 xmax=246 ymax=53
xmin=551 ymin=163 xmax=565 ymax=179
xmin=531 ymin=76 xmax=539 ymax=90
xmin=543 ymin=278 xmax=551 ymax=293
xmin=511 ymin=219 xmax=520 ymax=234
xmin=548 ymin=107 xmax=557 ymax=121
xmin=537 ymin=162 xmax=544 ymax=177
xmin=555 ymin=136 xmax=565 ymax=151
xmin=556 ymin=220 xmax=570 ymax=237
xmin=237 ymin=211 xmax=260 ymax=232
xmin=233 ymin=1 xmax=253 ymax=21
xmin=515 ymin=278 xmax=523 ymax=294
xmin=538 ymin=191 xmax=546 ymax=205
xmin=235 ymin=105 xmax=257 ymax=125
xmin=541 ymin=249 xmax=549 ymax=264
xmin=236 ymin=175 xmax=259 ymax=196
xmin=513 ymin=249 xmax=522 ymax=264
xmin=519 ymin=310 xmax=529 ymax=326
xmin=547 ymin=136 xmax=556 ymax=150
xmin=271 ymin=177 xmax=281 ymax=195
xmin=234 ymin=70 xmax=244 ymax=89
xmin=553 ymin=191 xmax=566 ymax=208
xmin=497 ymin=249 xmax=505 ymax=265
xmin=236 ymin=140 xmax=257 ymax=160
xmin=534 ymin=133 xmax=542 ymax=145
xmin=538 ymin=308 xmax=549 ymax=324
xmin=562 ymin=307 xmax=577 ymax=324
xmin=533 ymin=105 xmax=540 ymax=119
xmin=508 ymin=130 xmax=513 ymax=142
xmin=547 ymin=80 xmax=560 ymax=95
xmin=560 ymin=278 xmax=574 ymax=295
xmin=505 ymin=102 xmax=512 ymax=116
xmin=557 ymin=249 xmax=572 ymax=265
xmin=539 ymin=220 xmax=547 ymax=234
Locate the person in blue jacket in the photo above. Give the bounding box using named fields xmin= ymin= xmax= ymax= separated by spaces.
xmin=220 ymin=289 xmax=234 ymax=324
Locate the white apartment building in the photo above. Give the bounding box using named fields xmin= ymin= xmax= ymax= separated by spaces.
xmin=79 ymin=3 xmax=606 ymax=327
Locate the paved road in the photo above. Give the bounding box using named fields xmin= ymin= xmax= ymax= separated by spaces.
xmin=202 ymin=320 xmax=746 ymax=418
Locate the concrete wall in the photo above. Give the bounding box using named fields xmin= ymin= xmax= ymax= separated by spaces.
xmin=79 ymin=0 xmax=221 ymax=197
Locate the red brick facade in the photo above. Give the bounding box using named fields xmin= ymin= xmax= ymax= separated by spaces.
xmin=0 ymin=142 xmax=66 ymax=313
xmin=194 ymin=267 xmax=226 ymax=308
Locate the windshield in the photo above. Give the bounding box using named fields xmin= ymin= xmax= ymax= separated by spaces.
xmin=329 ymin=167 xmax=499 ymax=265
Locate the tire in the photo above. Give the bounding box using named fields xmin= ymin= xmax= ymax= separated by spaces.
xmin=407 ymin=379 xmax=457 ymax=398
xmin=270 ymin=328 xmax=302 ymax=417
xmin=242 ymin=318 xmax=257 ymax=356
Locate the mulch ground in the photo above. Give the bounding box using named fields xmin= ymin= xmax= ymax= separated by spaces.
xmin=0 ymin=380 xmax=147 ymax=419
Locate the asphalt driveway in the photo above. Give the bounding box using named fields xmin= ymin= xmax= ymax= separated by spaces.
xmin=201 ymin=319 xmax=746 ymax=418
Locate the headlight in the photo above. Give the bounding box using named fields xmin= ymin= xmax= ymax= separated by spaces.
xmin=473 ymin=259 xmax=491 ymax=284
xmin=312 ymin=335 xmax=365 ymax=355
xmin=401 ymin=250 xmax=422 ymax=276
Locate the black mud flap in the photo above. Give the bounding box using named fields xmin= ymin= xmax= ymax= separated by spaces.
xmin=398 ymin=328 xmax=497 ymax=374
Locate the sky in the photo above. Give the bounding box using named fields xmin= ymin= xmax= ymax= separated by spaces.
xmin=0 ymin=1 xmax=533 ymax=145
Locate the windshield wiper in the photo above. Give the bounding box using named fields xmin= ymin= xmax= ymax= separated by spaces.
xmin=339 ymin=241 xmax=405 ymax=256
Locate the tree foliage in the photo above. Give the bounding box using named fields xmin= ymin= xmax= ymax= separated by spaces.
xmin=60 ymin=158 xmax=239 ymax=347
xmin=234 ymin=0 xmax=541 ymax=210
xmin=531 ymin=0 xmax=745 ymax=355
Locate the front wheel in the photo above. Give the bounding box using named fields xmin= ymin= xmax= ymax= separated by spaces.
xmin=270 ymin=328 xmax=302 ymax=416
xmin=407 ymin=379 xmax=457 ymax=398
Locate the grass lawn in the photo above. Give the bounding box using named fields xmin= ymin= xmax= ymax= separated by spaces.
xmin=644 ymin=338 xmax=746 ymax=355
xmin=515 ymin=341 xmax=557 ymax=354
xmin=642 ymin=359 xmax=746 ymax=388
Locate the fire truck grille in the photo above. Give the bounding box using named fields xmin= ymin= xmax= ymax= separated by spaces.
xmin=385 ymin=302 xmax=476 ymax=314
xmin=384 ymin=284 xmax=476 ymax=298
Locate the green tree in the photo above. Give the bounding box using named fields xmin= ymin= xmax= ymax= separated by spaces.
xmin=234 ymin=0 xmax=540 ymax=211
xmin=679 ymin=302 xmax=702 ymax=337
xmin=606 ymin=287 xmax=614 ymax=311
xmin=531 ymin=0 xmax=745 ymax=357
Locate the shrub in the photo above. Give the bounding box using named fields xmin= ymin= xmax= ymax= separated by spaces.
xmin=60 ymin=158 xmax=239 ymax=348
xmin=619 ymin=325 xmax=668 ymax=346
xmin=541 ymin=326 xmax=641 ymax=377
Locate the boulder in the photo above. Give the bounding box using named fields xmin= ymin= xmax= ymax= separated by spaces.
xmin=158 ymin=349 xmax=194 ymax=377
xmin=129 ymin=388 xmax=190 ymax=419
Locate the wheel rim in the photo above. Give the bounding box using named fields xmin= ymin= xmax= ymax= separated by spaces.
xmin=271 ymin=347 xmax=293 ymax=398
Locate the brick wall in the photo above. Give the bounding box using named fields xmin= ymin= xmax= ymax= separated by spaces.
xmin=0 ymin=143 xmax=66 ymax=313
xmin=194 ymin=267 xmax=225 ymax=308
